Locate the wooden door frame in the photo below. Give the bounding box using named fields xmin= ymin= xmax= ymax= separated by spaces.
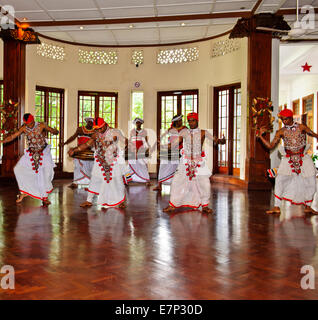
xmin=213 ymin=83 xmax=241 ymax=175
xmin=292 ymin=98 xmax=300 ymax=115
xmin=156 ymin=89 xmax=199 ymax=139
xmin=36 ymin=85 xmax=65 ymax=171
xmin=156 ymin=89 xmax=199 ymax=173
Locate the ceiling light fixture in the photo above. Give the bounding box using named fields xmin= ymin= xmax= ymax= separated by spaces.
xmin=129 ymin=24 xmax=134 ymax=29
xmin=80 ymin=26 xmax=84 ymax=30
xmin=181 ymin=22 xmax=186 ymax=27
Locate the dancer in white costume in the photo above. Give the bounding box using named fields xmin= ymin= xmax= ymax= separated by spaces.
xmin=127 ymin=118 xmax=151 ymax=186
xmin=0 ymin=113 xmax=58 ymax=206
xmin=68 ymin=117 xmax=128 ymax=209
xmin=153 ymin=114 xmax=187 ymax=191
xmin=62 ymin=118 xmax=95 ymax=188
xmin=163 ymin=112 xmax=225 ymax=214
xmin=257 ymin=108 xmax=318 ymax=214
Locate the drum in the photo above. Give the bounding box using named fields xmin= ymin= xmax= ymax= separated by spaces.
xmin=71 ymin=150 xmax=94 ymax=161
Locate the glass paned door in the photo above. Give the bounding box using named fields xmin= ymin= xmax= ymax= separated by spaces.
xmin=214 ymin=84 xmax=241 ymax=177
xmin=35 ymin=86 xmax=64 ymax=170
xmin=78 ymin=91 xmax=118 ymax=128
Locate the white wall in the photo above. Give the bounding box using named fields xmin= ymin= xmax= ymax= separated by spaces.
xmin=1 ymin=36 xmax=248 ymax=177
xmin=280 ymin=73 xmax=318 ymax=152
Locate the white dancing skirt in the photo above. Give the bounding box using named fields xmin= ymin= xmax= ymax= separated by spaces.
xmin=169 ymin=155 xmax=211 ymax=208
xmin=87 ymin=157 xmax=126 ymax=208
xmin=274 ymin=150 xmax=316 ymax=206
xmin=14 ymin=145 xmax=55 ymax=200
xmin=128 ymin=158 xmax=150 ymax=183
xmin=73 ymin=159 xmax=94 ymax=185
xmin=158 ymin=162 xmax=178 ymax=184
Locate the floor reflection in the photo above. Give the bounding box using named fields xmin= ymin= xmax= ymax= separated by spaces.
xmin=0 ymin=181 xmax=318 ymax=299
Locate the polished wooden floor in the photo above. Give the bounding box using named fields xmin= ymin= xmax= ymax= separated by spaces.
xmin=0 ymin=179 xmax=318 ymax=300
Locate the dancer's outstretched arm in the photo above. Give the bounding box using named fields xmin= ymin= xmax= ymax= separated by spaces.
xmin=256 ymin=127 xmax=282 ymax=150
xmin=0 ymin=126 xmax=24 ymax=144
xmin=43 ymin=122 xmax=59 ymax=135
xmin=61 ymin=128 xmax=80 ymax=146
xmin=68 ymin=134 xmax=95 ymax=156
xmin=299 ymin=123 xmax=318 ymax=140
xmin=204 ymin=129 xmax=226 ymax=145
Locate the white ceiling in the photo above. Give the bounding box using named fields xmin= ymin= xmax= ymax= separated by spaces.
xmin=280 ymin=43 xmax=318 ymax=74
xmin=1 ymin=0 xmax=318 ymax=45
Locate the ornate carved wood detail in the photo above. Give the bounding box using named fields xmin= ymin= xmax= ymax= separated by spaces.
xmin=0 ymin=99 xmax=19 ymax=135
xmin=0 ymin=26 xmax=40 ymax=44
xmin=229 ymin=18 xmax=251 ymax=38
xmin=230 ymin=13 xmax=290 ymax=39
xmin=1 ymin=39 xmax=26 ymax=176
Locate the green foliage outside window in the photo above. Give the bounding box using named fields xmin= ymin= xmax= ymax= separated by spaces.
xmin=132 ymin=92 xmax=143 ymax=121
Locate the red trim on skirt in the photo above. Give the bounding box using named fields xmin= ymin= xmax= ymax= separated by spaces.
xmin=101 ymin=195 xmax=126 ymax=207
xmin=20 ymin=189 xmax=53 ymax=201
xmin=274 ymin=194 xmax=313 ymax=206
xmin=169 ymin=201 xmax=209 ymax=209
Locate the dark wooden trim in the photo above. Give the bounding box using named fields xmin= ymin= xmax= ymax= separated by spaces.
xmin=115 ymin=92 xmax=118 ymax=129
xmin=281 ymin=39 xmax=318 ymax=43
xmin=27 ymin=11 xmax=251 ymax=27
xmin=213 ymin=87 xmax=218 ymax=175
xmin=245 ymin=30 xmax=272 ymax=190
xmin=78 ymin=90 xmax=118 ymax=96
xmin=228 ymin=88 xmax=234 ymax=176
xmin=37 ymin=29 xmax=233 ymax=48
xmin=277 ymin=7 xmax=318 ymax=16
xmin=1 ymin=40 xmax=26 ymax=177
xmin=251 ymin=0 xmax=264 ymax=15
xmin=214 ymin=82 xmax=241 ymax=90
xmin=36 ymin=85 xmax=64 ymax=93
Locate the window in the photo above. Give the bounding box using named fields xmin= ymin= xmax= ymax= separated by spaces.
xmin=0 ymin=81 xmax=4 ymax=159
xmin=293 ymin=99 xmax=300 ymax=116
xmin=302 ymin=94 xmax=314 ymax=154
xmin=157 ymin=90 xmax=198 ymax=143
xmin=78 ymin=91 xmax=118 ymax=128
xmin=35 ymin=86 xmax=64 ymax=170
xmin=131 ymin=91 xmax=144 ymax=122
xmin=213 ymin=84 xmax=241 ymax=177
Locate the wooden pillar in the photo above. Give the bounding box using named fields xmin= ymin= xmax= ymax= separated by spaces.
xmin=245 ymin=28 xmax=272 ymax=190
xmin=1 ymin=39 xmax=26 ymax=176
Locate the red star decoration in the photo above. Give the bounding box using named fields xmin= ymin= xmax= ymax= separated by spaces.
xmin=301 ymin=62 xmax=312 ymax=72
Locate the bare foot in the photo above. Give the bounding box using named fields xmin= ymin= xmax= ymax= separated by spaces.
xmin=146 ymin=182 xmax=152 ymax=187
xmin=163 ymin=205 xmax=175 ymax=213
xmin=202 ymin=206 xmax=213 ymax=214
xmin=153 ymin=185 xmax=162 ymax=191
xmin=118 ymin=202 xmax=126 ymax=209
xmin=266 ymin=206 xmax=280 ymax=214
xmin=68 ymin=183 xmax=78 ymax=189
xmin=16 ymin=193 xmax=28 ymax=204
xmin=304 ymin=205 xmax=313 ymax=213
xmin=80 ymin=201 xmax=92 ymax=208
xmin=311 ymin=209 xmax=318 ymax=215
xmin=42 ymin=199 xmax=51 ymax=206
